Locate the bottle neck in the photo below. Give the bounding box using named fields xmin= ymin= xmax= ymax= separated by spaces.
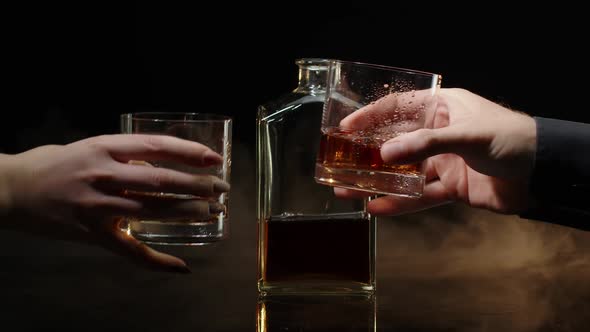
xmin=293 ymin=59 xmax=329 ymax=94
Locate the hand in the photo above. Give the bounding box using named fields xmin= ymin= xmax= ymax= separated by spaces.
xmin=336 ymin=88 xmax=537 ymax=215
xmin=0 ymin=134 xmax=230 ymax=272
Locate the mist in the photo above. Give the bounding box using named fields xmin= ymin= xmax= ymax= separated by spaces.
xmin=376 ymin=204 xmax=590 ymax=330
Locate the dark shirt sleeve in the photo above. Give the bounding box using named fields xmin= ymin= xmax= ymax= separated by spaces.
xmin=519 ymin=117 xmax=590 ymax=230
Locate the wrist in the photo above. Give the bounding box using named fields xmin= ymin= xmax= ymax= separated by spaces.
xmin=519 ymin=113 xmax=537 ymax=179
xmin=505 ymin=111 xmax=537 ymax=180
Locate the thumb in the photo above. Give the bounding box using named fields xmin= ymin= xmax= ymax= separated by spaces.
xmin=381 ymin=127 xmax=463 ymax=164
xmin=95 ymin=218 xmax=191 ymax=273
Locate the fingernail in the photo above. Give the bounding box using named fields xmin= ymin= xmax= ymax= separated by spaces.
xmin=203 ymin=150 xmax=223 ymax=165
xmin=128 ymin=160 xmax=154 ymax=167
xmin=213 ymin=179 xmax=230 ymax=193
xmin=209 ymin=202 xmax=226 ymax=214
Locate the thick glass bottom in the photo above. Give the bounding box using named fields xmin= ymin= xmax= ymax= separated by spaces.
xmin=258 ymin=280 xmax=375 ymax=297
xmin=128 ymin=219 xmax=226 ymax=246
xmin=315 ymin=163 xmax=425 ymax=197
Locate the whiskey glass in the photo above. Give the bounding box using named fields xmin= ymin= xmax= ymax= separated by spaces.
xmin=315 ymin=60 xmax=441 ymax=197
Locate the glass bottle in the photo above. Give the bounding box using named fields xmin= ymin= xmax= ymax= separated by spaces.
xmin=256 ymin=58 xmax=376 ymax=295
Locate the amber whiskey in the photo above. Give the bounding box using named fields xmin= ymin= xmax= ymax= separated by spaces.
xmin=315 ymin=127 xmax=424 ymax=197
xmin=263 ymin=214 xmax=371 ymax=284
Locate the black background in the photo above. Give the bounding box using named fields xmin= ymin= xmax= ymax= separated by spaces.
xmin=2 ymin=2 xmax=589 ymax=153
xmin=2 ymin=3 xmax=590 ymax=330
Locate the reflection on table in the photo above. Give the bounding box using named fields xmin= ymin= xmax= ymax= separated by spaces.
xmin=257 ymin=295 xmax=375 ymax=332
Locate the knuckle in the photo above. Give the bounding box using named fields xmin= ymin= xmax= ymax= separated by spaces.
xmin=142 ymin=135 xmax=163 ymax=153
xmin=449 ymin=88 xmax=469 ymax=95
xmin=85 ymin=143 xmax=110 ymax=155
xmin=148 ymin=169 xmax=171 ymax=189
xmin=83 ymin=135 xmax=109 ymax=147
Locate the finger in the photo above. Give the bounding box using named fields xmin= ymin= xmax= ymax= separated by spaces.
xmin=94 ymin=218 xmax=190 ymax=273
xmin=84 ymin=192 xmax=225 ymax=221
xmin=107 ymin=164 xmax=230 ymax=197
xmin=380 ymin=126 xmax=467 ymax=165
xmin=333 ymin=187 xmax=373 ymax=199
xmin=367 ymin=180 xmax=452 ymax=216
xmin=340 ymin=89 xmax=436 ymax=130
xmin=122 ymin=194 xmax=226 ymax=221
xmin=82 ymin=134 xmax=224 ymax=167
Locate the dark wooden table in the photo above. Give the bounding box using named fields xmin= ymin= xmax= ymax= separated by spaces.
xmin=2 ymin=148 xmax=589 ymax=331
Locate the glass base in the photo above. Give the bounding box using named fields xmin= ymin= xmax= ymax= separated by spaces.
xmin=128 ymin=220 xmax=226 ymax=246
xmin=315 ymin=163 xmax=425 ymax=197
xmin=258 ymin=280 xmax=375 ymax=297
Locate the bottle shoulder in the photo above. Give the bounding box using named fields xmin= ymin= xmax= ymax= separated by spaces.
xmin=258 ymin=91 xmax=325 ymax=122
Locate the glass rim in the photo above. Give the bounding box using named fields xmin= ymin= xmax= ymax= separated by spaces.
xmin=330 ymin=59 xmax=441 ymax=78
xmin=296 ymin=58 xmax=331 ymax=71
xmin=296 ymin=58 xmax=331 ymax=65
xmin=121 ymin=112 xmax=232 ymax=123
